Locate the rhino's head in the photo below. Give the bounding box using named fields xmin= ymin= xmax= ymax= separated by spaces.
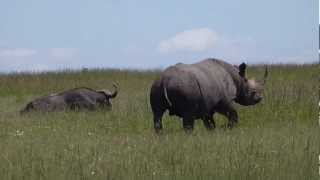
xmin=235 ymin=63 xmax=268 ymax=106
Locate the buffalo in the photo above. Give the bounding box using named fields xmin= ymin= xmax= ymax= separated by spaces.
xmin=21 ymin=84 xmax=118 ymax=113
xmin=150 ymin=58 xmax=268 ymax=132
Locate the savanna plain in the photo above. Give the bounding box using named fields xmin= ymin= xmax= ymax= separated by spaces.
xmin=0 ymin=64 xmax=319 ymax=180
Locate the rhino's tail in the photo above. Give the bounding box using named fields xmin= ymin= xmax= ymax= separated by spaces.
xmin=163 ymin=86 xmax=172 ymax=107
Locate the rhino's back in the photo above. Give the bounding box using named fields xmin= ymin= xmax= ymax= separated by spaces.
xmin=158 ymin=59 xmax=239 ymax=116
xmin=191 ymin=59 xmax=237 ymax=103
xmin=169 ymin=59 xmax=238 ymax=111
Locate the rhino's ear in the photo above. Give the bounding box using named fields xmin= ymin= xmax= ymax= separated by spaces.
xmin=239 ymin=63 xmax=246 ymax=78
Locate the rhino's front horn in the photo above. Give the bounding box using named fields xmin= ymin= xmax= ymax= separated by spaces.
xmin=110 ymin=83 xmax=118 ymax=98
xmin=262 ymin=66 xmax=268 ymax=85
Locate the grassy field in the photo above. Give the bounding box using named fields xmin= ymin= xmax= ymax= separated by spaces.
xmin=0 ymin=64 xmax=319 ymax=180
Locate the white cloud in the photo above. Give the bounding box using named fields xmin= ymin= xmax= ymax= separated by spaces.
xmin=0 ymin=48 xmax=79 ymax=72
xmin=158 ymin=28 xmax=218 ymax=53
xmin=0 ymin=48 xmax=37 ymax=57
xmin=50 ymin=48 xmax=77 ymax=59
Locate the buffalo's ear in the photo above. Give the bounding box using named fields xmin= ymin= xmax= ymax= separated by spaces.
xmin=239 ymin=63 xmax=246 ymax=78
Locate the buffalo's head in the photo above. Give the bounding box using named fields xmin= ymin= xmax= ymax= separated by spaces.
xmin=98 ymin=83 xmax=118 ymax=108
xmin=235 ymin=63 xmax=268 ymax=106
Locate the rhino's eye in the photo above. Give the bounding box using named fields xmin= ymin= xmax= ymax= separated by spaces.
xmin=249 ymin=89 xmax=256 ymax=95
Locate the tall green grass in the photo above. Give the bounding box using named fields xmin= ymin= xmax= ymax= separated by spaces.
xmin=0 ymin=65 xmax=319 ymax=180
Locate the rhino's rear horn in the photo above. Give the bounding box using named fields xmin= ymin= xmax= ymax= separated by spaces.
xmin=110 ymin=83 xmax=118 ymax=98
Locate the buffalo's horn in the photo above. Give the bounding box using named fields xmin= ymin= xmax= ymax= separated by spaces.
xmin=110 ymin=83 xmax=118 ymax=98
xmin=262 ymin=66 xmax=268 ymax=85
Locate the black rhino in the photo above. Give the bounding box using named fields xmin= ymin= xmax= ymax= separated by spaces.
xmin=150 ymin=58 xmax=267 ymax=132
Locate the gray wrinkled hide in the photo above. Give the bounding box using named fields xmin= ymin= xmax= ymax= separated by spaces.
xmin=150 ymin=58 xmax=266 ymax=132
xmin=21 ymin=87 xmax=117 ymax=113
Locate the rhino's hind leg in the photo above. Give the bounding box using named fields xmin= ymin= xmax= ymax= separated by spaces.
xmin=153 ymin=110 xmax=165 ymax=133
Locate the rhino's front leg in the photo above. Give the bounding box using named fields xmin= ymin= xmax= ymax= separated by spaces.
xmin=182 ymin=116 xmax=195 ymax=133
xmin=226 ymin=107 xmax=238 ymax=128
xmin=217 ymin=102 xmax=238 ymax=129
xmin=202 ymin=115 xmax=215 ymax=130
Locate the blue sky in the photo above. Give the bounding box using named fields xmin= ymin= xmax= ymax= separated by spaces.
xmin=0 ymin=0 xmax=317 ymax=72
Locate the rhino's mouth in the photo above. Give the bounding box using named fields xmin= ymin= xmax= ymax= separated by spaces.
xmin=254 ymin=98 xmax=262 ymax=103
xmin=248 ymin=97 xmax=262 ymax=105
xmin=237 ymin=97 xmax=262 ymax=106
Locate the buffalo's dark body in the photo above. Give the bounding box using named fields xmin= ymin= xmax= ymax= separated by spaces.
xmin=21 ymin=86 xmax=118 ymax=113
xmin=150 ymin=58 xmax=267 ymax=132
